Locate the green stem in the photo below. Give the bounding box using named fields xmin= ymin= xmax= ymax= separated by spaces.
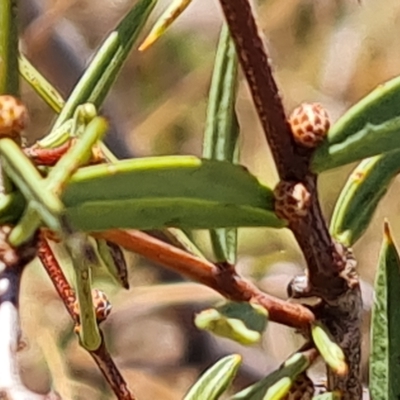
xmin=66 ymin=234 xmax=101 ymax=351
xmin=0 ymin=138 xmax=63 ymax=234
xmin=0 ymin=0 xmax=19 ymax=95
xmin=47 ymin=117 xmax=108 ymax=195
xmin=0 ymin=0 xmax=20 ymax=195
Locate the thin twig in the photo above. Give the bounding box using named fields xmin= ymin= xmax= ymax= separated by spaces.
xmin=95 ymin=229 xmax=315 ymax=329
xmin=91 ymin=335 xmax=134 ymax=400
xmin=37 ymin=236 xmax=76 ymax=318
xmin=37 ymin=237 xmax=136 ymax=400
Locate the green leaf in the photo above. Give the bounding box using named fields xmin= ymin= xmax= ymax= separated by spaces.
xmin=203 ymin=24 xmax=239 ymax=264
xmin=369 ymin=221 xmax=400 ymax=400
xmin=65 ymin=233 xmax=101 ymax=351
xmin=51 ymin=0 xmax=156 ymax=131
xmin=139 ymin=0 xmax=193 ymax=51
xmin=7 ymin=117 xmax=108 ymax=246
xmin=0 ymin=138 xmax=63 ymax=232
xmin=203 ymin=25 xmax=239 ymax=162
xmin=330 ymin=151 xmax=400 ymax=246
xmin=183 ymin=354 xmax=241 ymax=400
xmin=311 ymin=323 xmax=347 ymax=376
xmin=19 ymin=54 xmax=64 ymax=113
xmin=43 ymin=103 xmax=98 ymax=150
xmin=162 ymin=227 xmax=207 ymax=260
xmin=62 ymin=157 xmax=284 ymax=231
xmin=195 ymin=302 xmax=268 ymax=345
xmin=0 ymin=191 xmax=26 ymax=224
xmin=232 ymin=352 xmax=310 ymax=400
xmin=312 ymin=75 xmax=400 ymax=172
xmin=96 ymin=239 xmax=129 ymax=289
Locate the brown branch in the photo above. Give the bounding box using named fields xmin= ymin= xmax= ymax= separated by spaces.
xmin=217 ymin=0 xmax=307 ymax=181
xmin=91 ymin=335 xmax=133 ymax=400
xmin=95 ymin=229 xmax=315 ymax=329
xmin=217 ymin=1 xmax=362 ymax=398
xmin=37 ymin=237 xmax=135 ymax=400
xmin=217 ymin=0 xmax=339 ymax=285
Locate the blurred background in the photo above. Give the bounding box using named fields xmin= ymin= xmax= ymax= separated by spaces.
xmin=16 ymin=0 xmax=400 ymax=398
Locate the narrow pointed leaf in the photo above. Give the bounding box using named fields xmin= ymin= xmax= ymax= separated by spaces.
xmin=19 ymin=54 xmax=64 ymax=113
xmin=0 ymin=192 xmax=26 ymax=224
xmin=312 ymin=75 xmax=400 ymax=172
xmin=183 ymin=354 xmax=241 ymax=400
xmin=0 ymin=138 xmax=63 ymax=232
xmin=195 ymin=302 xmax=268 ymax=345
xmin=65 ymin=233 xmax=101 ymax=351
xmin=96 ymin=239 xmax=129 ymax=289
xmin=61 ymin=157 xmax=284 ymax=231
xmin=203 ymin=24 xmax=239 ymax=264
xmin=313 ymin=116 xmax=400 ymax=172
xmin=162 ymin=227 xmax=206 ymax=259
xmin=232 ymin=352 xmax=311 ymax=400
xmin=369 ymin=222 xmax=400 ymax=400
xmin=51 ymin=0 xmax=156 ymax=132
xmin=139 ymin=0 xmax=193 ymax=51
xmin=330 ymin=151 xmax=400 ymax=246
xmin=311 ymin=323 xmax=347 ymax=376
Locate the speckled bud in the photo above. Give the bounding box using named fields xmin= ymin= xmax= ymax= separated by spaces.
xmin=289 ymin=103 xmax=330 ymax=148
xmin=274 ymin=181 xmax=311 ymax=221
xmin=72 ymin=289 xmax=112 ymax=324
xmin=92 ymin=289 xmax=112 ymax=322
xmin=0 ymin=95 xmax=28 ymax=138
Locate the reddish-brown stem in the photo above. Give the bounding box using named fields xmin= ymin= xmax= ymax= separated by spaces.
xmin=24 ymin=140 xmax=105 ymax=166
xmin=37 ymin=237 xmax=76 ymax=318
xmin=217 ymin=0 xmax=339 ymax=283
xmin=217 ymin=0 xmax=307 ymax=181
xmin=37 ymin=237 xmax=135 ymax=400
xmin=217 ymin=2 xmax=362 ymax=398
xmin=24 ymin=141 xmax=74 ymax=166
xmin=291 ymin=176 xmax=342 ymax=290
xmin=95 ymin=229 xmax=315 ymax=329
xmin=91 ymin=334 xmax=135 ymax=400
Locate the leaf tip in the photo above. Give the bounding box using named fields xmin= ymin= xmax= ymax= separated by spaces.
xmin=138 ymin=34 xmax=157 ymax=51
xmin=383 ymin=219 xmax=393 ymax=243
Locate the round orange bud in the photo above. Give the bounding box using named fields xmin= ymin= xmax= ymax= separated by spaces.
xmin=0 ymin=95 xmax=28 ymax=138
xmin=289 ymin=103 xmax=330 ymax=148
xmin=274 ymin=181 xmax=311 ymax=221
